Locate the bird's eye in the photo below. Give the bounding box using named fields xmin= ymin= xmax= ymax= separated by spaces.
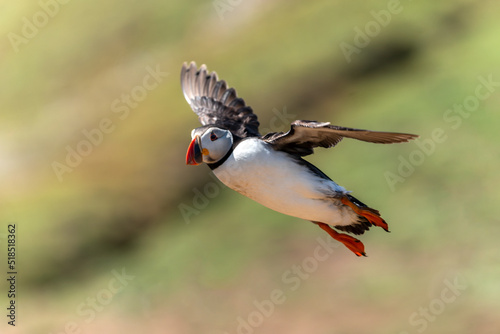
xmin=210 ymin=132 xmax=218 ymax=141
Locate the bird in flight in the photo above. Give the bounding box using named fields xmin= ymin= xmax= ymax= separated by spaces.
xmin=181 ymin=62 xmax=418 ymax=257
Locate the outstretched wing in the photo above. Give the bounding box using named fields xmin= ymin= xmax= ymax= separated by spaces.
xmin=181 ymin=62 xmax=260 ymax=138
xmin=262 ymin=120 xmax=418 ymax=156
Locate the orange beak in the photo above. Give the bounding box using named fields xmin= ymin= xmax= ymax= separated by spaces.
xmin=186 ymin=136 xmax=203 ymax=165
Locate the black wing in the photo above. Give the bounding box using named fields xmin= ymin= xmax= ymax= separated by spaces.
xmin=181 ymin=62 xmax=260 ymax=138
xmin=262 ymin=120 xmax=418 ymax=156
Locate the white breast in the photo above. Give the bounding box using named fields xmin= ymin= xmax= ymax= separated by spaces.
xmin=213 ymin=138 xmax=357 ymax=226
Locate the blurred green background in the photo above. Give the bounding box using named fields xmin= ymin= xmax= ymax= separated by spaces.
xmin=1 ymin=0 xmax=499 ymax=333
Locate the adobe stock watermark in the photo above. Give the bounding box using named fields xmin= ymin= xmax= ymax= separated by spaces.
xmin=399 ymin=274 xmax=468 ymax=334
xmin=7 ymin=0 xmax=72 ymax=53
xmin=259 ymin=106 xmax=296 ymax=135
xmin=49 ymin=268 xmax=135 ymax=334
xmin=51 ymin=64 xmax=168 ymax=182
xmin=219 ymin=235 xmax=341 ymax=334
xmin=340 ymin=0 xmax=406 ymax=63
xmin=212 ymin=0 xmax=244 ymax=20
xmin=178 ymin=106 xmax=296 ymax=224
xmin=384 ymin=74 xmax=499 ymax=191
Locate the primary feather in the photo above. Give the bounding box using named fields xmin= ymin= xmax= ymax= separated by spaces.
xmin=262 ymin=120 xmax=419 ymax=156
xmin=181 ymin=62 xmax=260 ymax=138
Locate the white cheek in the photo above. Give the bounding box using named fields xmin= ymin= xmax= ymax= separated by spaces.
xmin=208 ymin=144 xmax=223 ymax=160
xmin=205 ymin=139 xmax=231 ymax=162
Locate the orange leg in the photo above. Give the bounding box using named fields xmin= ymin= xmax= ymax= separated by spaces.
xmin=316 ymin=222 xmax=366 ymax=257
xmin=341 ymin=196 xmax=390 ymax=232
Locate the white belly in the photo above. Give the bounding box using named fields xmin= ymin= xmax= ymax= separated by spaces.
xmin=213 ymin=138 xmax=357 ymax=226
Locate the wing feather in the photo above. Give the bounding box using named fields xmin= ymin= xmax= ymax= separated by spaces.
xmin=263 ymin=120 xmax=418 ymax=156
xmin=181 ymin=62 xmax=260 ymax=138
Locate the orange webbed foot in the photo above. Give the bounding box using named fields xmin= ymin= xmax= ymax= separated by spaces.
xmin=317 ymin=222 xmax=366 ymax=257
xmin=341 ymin=196 xmax=390 ymax=232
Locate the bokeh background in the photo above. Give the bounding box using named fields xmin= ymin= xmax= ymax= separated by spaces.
xmin=1 ymin=0 xmax=499 ymax=333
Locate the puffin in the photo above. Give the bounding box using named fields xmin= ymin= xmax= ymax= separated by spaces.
xmin=182 ymin=62 xmax=418 ymax=257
